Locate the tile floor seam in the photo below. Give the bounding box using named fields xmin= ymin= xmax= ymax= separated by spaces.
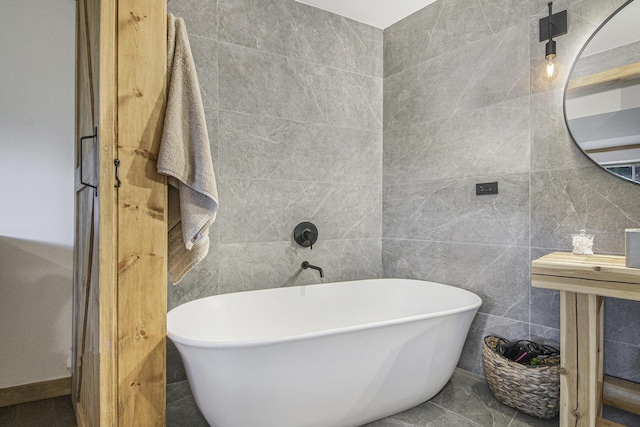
xmin=428 ymin=401 xmax=485 ymax=427
xmin=506 ymin=410 xmax=519 ymax=427
xmin=166 ymin=394 xmax=194 ymax=407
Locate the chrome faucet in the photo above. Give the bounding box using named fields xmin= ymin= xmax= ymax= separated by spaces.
xmin=301 ymin=261 xmax=324 ymax=278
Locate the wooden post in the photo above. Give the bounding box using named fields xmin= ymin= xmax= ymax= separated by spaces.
xmin=576 ymin=294 xmax=604 ymax=425
xmin=73 ymin=0 xmax=118 ymax=425
xmin=75 ymin=0 xmax=167 ymax=425
xmin=560 ymin=291 xmax=578 ymax=427
xmin=97 ymin=0 xmax=118 ymax=424
xmin=603 ymin=375 xmax=640 ymax=416
xmin=116 ymin=0 xmax=167 ymax=425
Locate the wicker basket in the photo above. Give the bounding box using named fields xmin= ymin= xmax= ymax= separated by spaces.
xmin=482 ymin=335 xmax=560 ymax=419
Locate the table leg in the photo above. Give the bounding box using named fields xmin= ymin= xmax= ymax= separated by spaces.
xmin=576 ymin=294 xmax=604 ymax=426
xmin=560 ymin=291 xmax=578 ymax=427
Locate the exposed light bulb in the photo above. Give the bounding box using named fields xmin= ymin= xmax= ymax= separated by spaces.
xmin=543 ymin=53 xmax=558 ymax=82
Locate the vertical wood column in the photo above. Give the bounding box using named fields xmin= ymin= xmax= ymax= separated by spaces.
xmin=560 ymin=291 xmax=604 ymax=427
xmin=73 ymin=0 xmax=118 ymax=425
xmin=116 ymin=0 xmax=167 ymax=425
xmin=576 ymin=294 xmax=604 ymax=426
xmin=97 ymin=0 xmax=118 ymax=424
xmin=561 ymin=291 xmax=605 ymax=427
xmin=560 ymin=291 xmax=578 ymax=427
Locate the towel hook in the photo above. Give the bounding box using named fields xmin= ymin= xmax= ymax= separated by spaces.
xmin=79 ymin=127 xmax=98 ymax=196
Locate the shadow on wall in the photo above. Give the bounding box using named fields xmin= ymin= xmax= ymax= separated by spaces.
xmin=0 ymin=236 xmax=73 ymax=388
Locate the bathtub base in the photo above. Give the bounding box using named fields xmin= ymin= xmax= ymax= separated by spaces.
xmin=181 ymin=311 xmax=473 ymax=427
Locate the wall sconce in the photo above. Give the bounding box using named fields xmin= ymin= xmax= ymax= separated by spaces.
xmin=539 ymin=2 xmax=567 ymax=82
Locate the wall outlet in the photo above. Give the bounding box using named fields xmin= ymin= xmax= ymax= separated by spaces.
xmin=476 ymin=182 xmax=498 ymax=195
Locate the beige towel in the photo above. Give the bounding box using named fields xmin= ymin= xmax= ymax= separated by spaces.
xmin=159 ymin=14 xmax=219 ymax=284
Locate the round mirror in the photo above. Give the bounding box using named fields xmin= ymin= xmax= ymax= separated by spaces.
xmin=564 ymin=0 xmax=640 ymax=184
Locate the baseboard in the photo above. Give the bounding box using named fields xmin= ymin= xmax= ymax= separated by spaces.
xmin=0 ymin=377 xmax=72 ymax=407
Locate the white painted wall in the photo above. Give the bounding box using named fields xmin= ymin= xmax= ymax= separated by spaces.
xmin=0 ymin=0 xmax=75 ymax=387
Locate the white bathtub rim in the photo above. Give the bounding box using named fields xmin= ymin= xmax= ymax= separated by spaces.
xmin=168 ymin=306 xmax=479 ymax=349
xmin=167 ymin=278 xmax=482 ymax=350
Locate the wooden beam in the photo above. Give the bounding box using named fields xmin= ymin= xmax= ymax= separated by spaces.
xmin=73 ymin=0 xmax=118 ymax=425
xmin=575 ymin=294 xmax=604 ymax=423
xmin=98 ymin=0 xmax=119 ymax=424
xmin=0 ymin=378 xmax=72 ymax=407
xmin=603 ymin=375 xmax=640 ymax=416
xmin=533 ymin=274 xmax=640 ymax=301
xmin=567 ymin=62 xmax=640 ymax=95
xmin=116 ymin=0 xmax=167 ymax=425
xmin=532 ymin=253 xmax=640 ymax=301
xmin=596 ymin=418 xmax=625 ymax=427
xmin=531 ymin=253 xmax=640 ymax=286
xmin=560 ymin=291 xmax=579 ymax=427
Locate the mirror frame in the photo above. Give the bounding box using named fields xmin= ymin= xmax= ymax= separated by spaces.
xmin=563 ymin=0 xmax=640 ymax=185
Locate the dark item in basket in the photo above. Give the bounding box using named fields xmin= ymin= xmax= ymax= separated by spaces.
xmin=496 ymin=339 xmax=559 ymax=365
xmin=482 ymin=335 xmax=560 ymax=419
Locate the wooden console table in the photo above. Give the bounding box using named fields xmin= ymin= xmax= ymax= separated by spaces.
xmin=532 ymin=252 xmax=640 ymax=427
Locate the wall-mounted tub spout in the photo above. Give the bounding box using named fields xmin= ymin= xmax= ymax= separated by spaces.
xmin=301 ymin=261 xmax=324 ymax=278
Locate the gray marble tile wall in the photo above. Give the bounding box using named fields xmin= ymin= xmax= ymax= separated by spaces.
xmin=165 ymin=0 xmax=383 ymax=423
xmin=383 ymin=0 xmax=640 ymax=380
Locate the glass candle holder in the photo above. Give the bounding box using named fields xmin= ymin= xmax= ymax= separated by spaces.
xmin=572 ymin=229 xmax=594 ymax=255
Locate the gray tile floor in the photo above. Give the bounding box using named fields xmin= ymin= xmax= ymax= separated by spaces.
xmin=4 ymin=369 xmax=640 ymax=426
xmin=365 ymin=369 xmax=640 ymax=427
xmin=364 ymin=369 xmax=558 ymax=427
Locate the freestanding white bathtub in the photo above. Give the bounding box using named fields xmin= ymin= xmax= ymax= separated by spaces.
xmin=167 ymin=278 xmax=482 ymax=427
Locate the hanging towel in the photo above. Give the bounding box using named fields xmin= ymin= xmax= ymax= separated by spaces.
xmin=159 ymin=14 xmax=219 ymax=285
